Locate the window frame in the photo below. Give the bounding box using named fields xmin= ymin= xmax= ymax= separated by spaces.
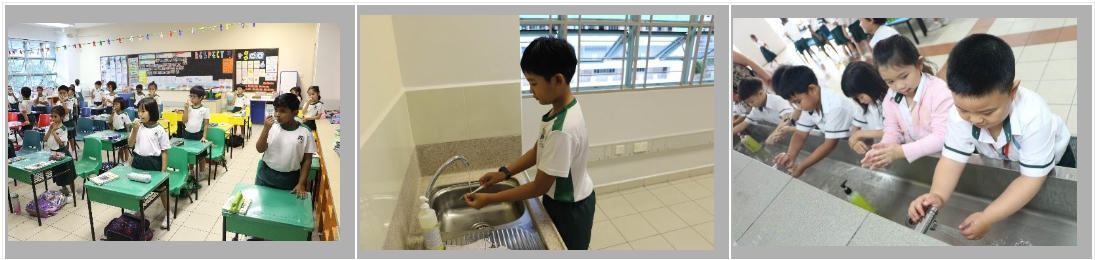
xmin=519 ymin=15 xmax=715 ymax=95
xmin=7 ymin=38 xmax=59 ymax=92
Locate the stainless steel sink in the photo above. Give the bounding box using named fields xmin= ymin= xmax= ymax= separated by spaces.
xmin=734 ymin=124 xmax=1077 ymax=246
xmin=429 ymin=180 xmax=545 ymax=249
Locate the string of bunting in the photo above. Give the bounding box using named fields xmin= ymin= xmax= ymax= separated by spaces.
xmin=7 ymin=23 xmax=257 ymax=55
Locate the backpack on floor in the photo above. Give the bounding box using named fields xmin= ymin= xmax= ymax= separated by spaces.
xmin=105 ymin=213 xmax=154 ymax=241
xmin=227 ymin=134 xmax=244 ymax=148
xmin=24 ymin=190 xmax=65 ymax=218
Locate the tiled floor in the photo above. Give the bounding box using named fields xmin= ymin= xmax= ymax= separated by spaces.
xmin=590 ymin=173 xmax=714 ymax=250
xmin=8 ymin=125 xmax=277 ymax=241
xmin=760 ymin=18 xmax=1079 ymax=135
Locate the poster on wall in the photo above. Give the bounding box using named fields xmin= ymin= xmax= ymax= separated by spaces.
xmin=101 ymin=48 xmax=277 ymax=94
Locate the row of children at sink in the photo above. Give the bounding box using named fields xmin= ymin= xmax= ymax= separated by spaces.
xmin=732 ymin=32 xmax=1075 ymax=240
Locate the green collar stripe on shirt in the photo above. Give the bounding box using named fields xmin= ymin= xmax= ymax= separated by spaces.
xmin=143 ymin=122 xmax=161 ymax=129
xmin=278 ymin=121 xmax=302 ymax=132
xmin=553 ymin=169 xmax=576 ymax=202
xmin=944 ymin=144 xmax=972 ymax=156
xmin=542 ymin=98 xmax=578 ymax=123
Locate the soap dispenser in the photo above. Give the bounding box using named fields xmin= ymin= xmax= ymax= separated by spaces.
xmin=418 ymin=196 xmax=445 ymax=250
xmin=841 ymin=180 xmax=876 ymax=213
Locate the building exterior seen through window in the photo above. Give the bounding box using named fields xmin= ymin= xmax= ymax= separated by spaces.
xmin=519 ymin=15 xmax=714 ymax=94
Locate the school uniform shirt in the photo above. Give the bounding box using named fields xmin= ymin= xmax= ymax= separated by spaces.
xmin=7 ymin=94 xmax=17 ymax=106
xmin=869 ymin=25 xmax=900 ymax=48
xmin=32 ymin=93 xmax=48 ymax=105
xmin=103 ymin=92 xmax=119 ymax=105
xmin=262 ymin=122 xmax=317 ymax=172
xmin=745 ymin=94 xmax=794 ymax=126
xmin=942 ymin=86 xmax=1070 ymax=177
xmin=794 ymin=87 xmax=856 ymax=139
xmin=111 ymin=111 xmax=132 ymax=131
xmin=92 ymin=88 xmax=104 ymax=103
xmin=184 ymin=105 xmax=210 ymax=133
xmin=538 ymin=99 xmax=594 ymax=203
xmin=151 ymin=93 xmax=162 ymax=107
xmin=133 ymin=124 xmax=171 ymax=157
xmin=852 ymin=102 xmax=885 ymax=131
xmin=880 ymin=73 xmax=953 ymax=162
xmin=134 ymin=93 xmax=149 ymax=103
xmin=784 ymin=21 xmax=807 ymax=40
xmin=19 ymin=100 xmax=33 ymax=117
xmin=44 ymin=126 xmax=67 ymax=150
xmin=233 ymin=94 xmax=250 ymax=108
xmin=304 ymin=101 xmax=324 ymax=120
xmin=63 ymin=97 xmax=77 ymax=122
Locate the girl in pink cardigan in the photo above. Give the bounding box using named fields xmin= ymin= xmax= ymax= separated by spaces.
xmin=861 ymin=35 xmax=954 ymax=170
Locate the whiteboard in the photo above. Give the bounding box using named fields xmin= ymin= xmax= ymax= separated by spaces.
xmin=278 ymin=71 xmax=298 ymax=94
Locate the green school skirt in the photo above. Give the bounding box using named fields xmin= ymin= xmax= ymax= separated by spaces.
xmin=131 ymin=152 xmax=163 ymax=172
xmin=256 ymin=160 xmax=302 ymax=191
xmin=832 ymin=25 xmax=851 ymax=45
xmin=793 ymin=38 xmax=811 ymax=53
xmin=50 ymin=146 xmax=77 ymax=186
xmin=542 ymin=191 xmax=597 ymax=250
xmin=303 ymin=120 xmax=317 ymax=133
xmin=849 ymin=20 xmax=869 ymax=42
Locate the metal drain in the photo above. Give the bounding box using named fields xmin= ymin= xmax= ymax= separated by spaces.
xmin=470 ymin=222 xmax=492 ymax=230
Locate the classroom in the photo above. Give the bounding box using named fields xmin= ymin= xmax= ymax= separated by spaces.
xmin=732 ymin=17 xmax=1078 ymax=246
xmin=6 ymin=23 xmax=343 ymax=241
xmin=361 ymin=15 xmax=716 ymax=250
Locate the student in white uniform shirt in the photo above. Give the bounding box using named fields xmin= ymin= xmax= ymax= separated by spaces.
xmin=840 ymin=62 xmax=888 ymax=154
xmin=772 ymin=65 xmax=856 ymax=178
xmin=91 ymin=81 xmax=105 ymax=107
xmin=8 ymin=86 xmax=20 ymax=111
xmin=782 ymin=18 xmax=818 ymax=61
xmin=58 ymin=86 xmax=79 ymax=154
xmin=860 ymin=18 xmax=901 ymax=49
xmin=228 ymin=84 xmax=250 ymax=135
xmin=909 ymin=34 xmax=1075 ymax=241
xmin=465 ymin=37 xmax=596 ymax=250
xmin=301 ymin=86 xmax=324 ymax=132
xmin=32 ymin=86 xmax=49 ymax=106
xmin=43 ymin=106 xmax=77 ymax=204
xmin=127 ymin=98 xmax=174 ymax=228
xmin=181 ymin=86 xmax=211 ymax=176
xmin=108 ymin=97 xmax=132 ymax=164
xmin=147 ymin=82 xmax=163 ymax=109
xmin=134 ymin=84 xmax=149 ymax=104
xmin=733 ymin=77 xmax=794 ymax=135
xmin=18 ymin=87 xmax=34 ymax=130
xmin=256 ymin=93 xmax=316 ymax=195
xmin=101 ymin=81 xmax=120 ymax=111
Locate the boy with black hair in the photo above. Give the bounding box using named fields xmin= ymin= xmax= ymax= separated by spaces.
xmin=43 ymin=106 xmax=77 ymax=204
xmin=256 ymin=93 xmax=315 ymax=197
xmin=58 ymin=85 xmax=79 ymax=155
xmin=7 ymin=86 xmax=19 ymax=111
xmin=463 ymin=36 xmax=596 ymax=250
xmin=73 ymin=79 xmax=83 ymax=100
xmin=32 ymin=86 xmax=48 ymax=106
xmin=92 ymin=81 xmax=104 ymax=107
xmin=908 ymin=34 xmax=1075 ymax=241
xmin=182 ymin=86 xmax=211 ymax=176
xmin=771 ymin=65 xmax=857 ymax=178
xmin=18 ymin=87 xmax=34 ymax=130
xmin=134 ymin=84 xmax=148 ymax=103
xmin=733 ymin=77 xmax=794 ymax=135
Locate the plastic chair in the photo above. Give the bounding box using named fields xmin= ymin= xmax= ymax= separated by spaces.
xmin=74 ymin=138 xmax=103 ymax=200
xmin=16 ymin=130 xmax=43 ymax=156
xmin=166 ymin=146 xmax=196 ymax=216
xmin=74 ymin=118 xmax=94 ymax=142
xmin=7 ymin=112 xmax=17 ymax=122
xmin=206 ymin=127 xmax=228 ymax=180
xmin=35 ymin=114 xmax=50 ymax=130
xmin=93 ymin=120 xmax=107 ymax=132
xmin=161 ymin=112 xmax=180 ymax=137
xmin=124 ymin=108 xmax=137 ymax=122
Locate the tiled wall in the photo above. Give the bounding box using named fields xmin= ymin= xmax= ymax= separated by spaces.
xmin=405 ymin=82 xmax=523 ymax=145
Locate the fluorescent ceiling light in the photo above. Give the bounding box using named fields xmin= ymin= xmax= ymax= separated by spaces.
xmin=34 ymin=23 xmax=73 ymax=28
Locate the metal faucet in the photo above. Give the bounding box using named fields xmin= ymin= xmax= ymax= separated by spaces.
xmin=426 ymin=155 xmax=469 ymax=204
xmin=908 ymin=206 xmax=939 ymax=234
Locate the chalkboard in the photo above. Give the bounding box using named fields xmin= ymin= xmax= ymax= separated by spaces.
xmin=99 ymin=48 xmax=279 ymax=93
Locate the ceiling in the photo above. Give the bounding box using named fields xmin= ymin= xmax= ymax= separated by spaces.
xmin=24 ymin=23 xmax=112 ymax=29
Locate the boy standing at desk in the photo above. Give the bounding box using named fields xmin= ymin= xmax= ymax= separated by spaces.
xmin=59 ymin=86 xmax=79 ymax=156
xmin=771 ymin=65 xmax=857 ymax=178
xmin=255 ymin=93 xmax=314 ymax=197
xmin=92 ymin=81 xmax=104 ymax=107
xmin=44 ymin=106 xmax=77 ymax=204
xmin=181 ymin=86 xmax=211 ymax=177
xmin=908 ymin=34 xmax=1075 ymax=240
xmin=464 ymin=37 xmax=596 ymax=250
xmin=228 ymin=84 xmax=250 ymax=135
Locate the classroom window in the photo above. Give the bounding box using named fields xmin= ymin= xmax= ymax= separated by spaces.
xmin=519 ymin=15 xmax=715 ymax=94
xmin=7 ymin=38 xmax=58 ymax=92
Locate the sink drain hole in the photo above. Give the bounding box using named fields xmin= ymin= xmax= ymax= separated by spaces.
xmin=471 ymin=222 xmax=492 ymax=230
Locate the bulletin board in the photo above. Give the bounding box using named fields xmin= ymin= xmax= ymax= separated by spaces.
xmin=234 ymin=48 xmax=280 ymax=92
xmin=99 ymin=48 xmax=280 ymax=93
